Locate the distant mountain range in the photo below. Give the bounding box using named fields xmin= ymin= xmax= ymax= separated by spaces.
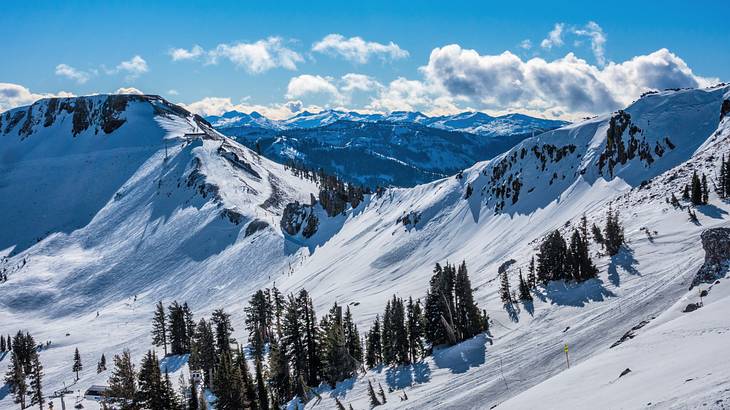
xmin=208 ymin=109 xmax=569 ymax=187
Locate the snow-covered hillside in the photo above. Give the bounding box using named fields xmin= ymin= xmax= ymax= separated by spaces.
xmin=1 ymin=85 xmax=730 ymax=409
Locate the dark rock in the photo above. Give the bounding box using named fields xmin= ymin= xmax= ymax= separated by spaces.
xmin=721 ymin=99 xmax=730 ymax=121
xmin=683 ymin=303 xmax=701 ymax=312
xmin=619 ymin=368 xmax=632 ymax=378
xmin=281 ymin=201 xmax=318 ymax=238
xmin=245 ymin=219 xmax=269 ymax=237
xmin=72 ymin=97 xmax=91 ymax=136
xmin=221 ymin=208 xmax=244 ymax=225
xmin=692 ymin=228 xmax=730 ymax=288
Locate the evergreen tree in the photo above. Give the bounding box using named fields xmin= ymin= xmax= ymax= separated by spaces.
xmin=702 ymin=173 xmax=709 ymax=204
xmin=454 ymin=261 xmax=483 ymax=340
xmin=518 ymin=272 xmax=532 ymax=301
xmin=211 ymin=309 xmax=234 ymax=356
xmin=137 ymin=350 xmax=165 ymax=409
xmin=691 ymin=170 xmax=703 ymax=205
xmin=604 ymin=206 xmax=625 ymax=256
xmin=537 ymin=230 xmax=568 ymax=283
xmin=245 ymin=289 xmax=273 ymax=361
xmin=5 ymin=351 xmax=28 ymax=409
xmin=499 ymin=266 xmax=511 ymax=303
xmin=270 ymin=285 xmax=286 ymax=337
xmin=168 ymin=301 xmax=189 ymax=355
xmin=97 ymin=353 xmax=107 ymax=374
xmin=73 ymin=347 xmax=82 ymax=380
xmin=152 ymin=301 xmax=168 ymax=356
xmin=254 ymin=359 xmax=269 ymax=410
xmin=1 ymin=335 xmax=5 ymax=352
xmin=106 ymin=350 xmax=138 ymax=409
xmin=213 ymin=351 xmax=245 ymax=410
xmin=527 ymin=256 xmax=536 ymax=289
xmin=367 ymin=380 xmax=381 ymax=407
xmin=188 ymin=373 xmax=200 ymax=410
xmin=683 ymin=184 xmax=690 ymax=200
xmin=281 ymin=294 xmax=306 ymax=397
xmin=267 ymin=335 xmax=291 ymax=406
xmin=567 ymin=229 xmax=598 ymax=281
xmin=364 ymin=315 xmax=382 ymax=368
xmin=161 ymin=370 xmax=180 ymax=410
xmin=320 ymin=303 xmax=356 ymax=385
xmin=234 ymin=346 xmax=257 ymax=409
xmin=592 ymin=223 xmax=605 ymax=245
xmin=424 ymin=263 xmax=457 ymax=346
xmin=343 ymin=306 xmax=364 ymax=366
xmin=183 ymin=302 xmax=196 ymax=352
xmin=406 ymin=298 xmax=425 ymax=363
xmin=190 ymin=318 xmax=216 ymax=387
xmin=7 ymin=334 xmax=11 ymax=351
xmin=299 ymin=290 xmax=321 ymax=388
xmin=29 ymin=352 xmax=44 ymax=410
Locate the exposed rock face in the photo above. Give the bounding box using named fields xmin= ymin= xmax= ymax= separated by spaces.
xmin=245 ymin=219 xmax=269 ymax=237
xmin=722 ymin=99 xmax=730 ymax=121
xmin=693 ymin=227 xmax=730 ymax=288
xmin=281 ymin=201 xmax=318 ymax=238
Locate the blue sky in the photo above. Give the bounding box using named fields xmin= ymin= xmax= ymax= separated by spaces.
xmin=1 ymin=0 xmax=728 ymax=119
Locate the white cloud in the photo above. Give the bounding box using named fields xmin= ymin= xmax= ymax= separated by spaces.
xmin=312 ymin=34 xmax=409 ymax=64
xmin=0 ymin=83 xmax=74 ymax=113
xmin=573 ymin=21 xmax=607 ymax=66
xmin=520 ymin=39 xmax=532 ymax=50
xmin=114 ymin=87 xmax=144 ymax=95
xmin=169 ymin=45 xmax=204 ymax=61
xmin=340 ymin=73 xmax=383 ymax=93
xmin=541 ymin=23 xmax=565 ymax=49
xmin=180 ymin=96 xmax=320 ymax=120
xmin=207 ymin=37 xmax=303 ymax=73
xmin=168 ymin=89 xmax=179 ymax=96
xmin=420 ymin=44 xmax=717 ymax=118
xmin=55 ymin=64 xmax=92 ymax=84
xmin=285 ymin=74 xmax=342 ymax=102
xmin=115 ymin=56 xmax=148 ymax=81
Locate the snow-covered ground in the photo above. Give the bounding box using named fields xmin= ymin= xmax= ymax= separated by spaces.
xmin=1 ymin=86 xmax=729 ymax=409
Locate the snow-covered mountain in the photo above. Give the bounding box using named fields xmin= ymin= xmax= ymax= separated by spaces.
xmin=207 ymin=108 xmax=567 ymax=136
xmin=2 ymin=85 xmax=730 ymax=409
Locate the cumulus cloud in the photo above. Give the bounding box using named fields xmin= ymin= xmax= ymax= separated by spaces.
xmin=180 ymin=96 xmax=321 ymax=119
xmin=0 ymin=83 xmax=74 ymax=113
xmin=285 ymin=74 xmax=342 ymax=102
xmin=204 ymin=37 xmax=303 ymax=73
xmin=312 ymin=34 xmax=409 ymax=64
xmin=168 ymin=89 xmax=179 ymax=96
xmin=419 ymin=45 xmax=716 ymax=118
xmin=115 ymin=56 xmax=148 ymax=80
xmin=169 ymin=45 xmax=204 ymax=61
xmin=55 ymin=64 xmax=92 ymax=84
xmin=519 ymin=39 xmax=532 ymax=50
xmin=340 ymin=73 xmax=383 ymax=93
xmin=541 ymin=23 xmax=565 ymax=49
xmin=115 ymin=87 xmax=144 ymax=95
xmin=573 ymin=21 xmax=607 ymax=66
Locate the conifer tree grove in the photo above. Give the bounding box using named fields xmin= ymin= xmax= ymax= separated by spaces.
xmin=604 ymin=206 xmax=625 ymax=256
xmin=106 ymin=350 xmax=138 ymax=409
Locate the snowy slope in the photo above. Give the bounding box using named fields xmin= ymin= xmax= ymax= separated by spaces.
xmin=1 ymin=86 xmax=729 ymax=410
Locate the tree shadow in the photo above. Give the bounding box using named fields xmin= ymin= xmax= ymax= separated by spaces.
xmin=160 ymin=353 xmax=189 ymax=373
xmin=541 ymin=278 xmax=615 ymax=307
xmin=607 ymin=247 xmax=641 ymax=287
xmin=432 ymin=333 xmax=488 ymax=374
xmin=696 ymin=204 xmax=728 ymax=219
xmin=327 ymin=376 xmax=356 ymax=399
xmin=382 ymin=362 xmax=432 ymax=390
xmin=0 ymin=382 xmax=9 ymax=400
xmin=521 ymin=300 xmax=535 ymax=316
xmin=504 ymin=302 xmax=519 ymax=323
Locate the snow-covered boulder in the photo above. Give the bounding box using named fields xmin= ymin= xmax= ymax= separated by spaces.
xmin=693 ymin=227 xmax=730 ymax=287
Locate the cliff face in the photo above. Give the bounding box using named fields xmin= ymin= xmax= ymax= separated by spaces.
xmin=693 ymin=227 xmax=730 ymax=287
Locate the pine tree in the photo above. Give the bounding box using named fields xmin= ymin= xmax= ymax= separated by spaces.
xmin=190 ymin=318 xmax=216 ymax=387
xmin=213 ymin=351 xmax=245 ymax=410
xmin=267 ymin=335 xmax=291 ymax=406
xmin=5 ymin=351 xmax=28 ymax=409
xmin=106 ymin=350 xmax=137 ymax=409
xmin=343 ymin=306 xmax=363 ymax=366
xmin=499 ymin=266 xmax=511 ymax=303
xmin=188 ymin=373 xmax=200 ymax=410
xmin=235 ymin=346 xmax=257 ymax=409
xmin=527 ymin=256 xmax=536 ymax=289
xmin=691 ymin=170 xmax=703 ymax=205
xmin=567 ymin=229 xmax=598 ymax=282
xmin=367 ymin=380 xmax=381 ymax=407
xmin=406 ymin=298 xmax=424 ymax=363
xmin=424 ymin=263 xmax=457 ymax=346
xmin=454 ymin=261 xmax=483 ymax=340
xmin=604 ymin=206 xmax=625 ymax=256
xmin=161 ymin=370 xmax=180 ymax=410
xmin=518 ymin=272 xmax=532 ymax=301
xmin=281 ymin=294 xmax=306 ymax=397
xmin=6 ymin=334 xmax=11 ymax=351
xmin=29 ymin=352 xmax=44 ymax=410
xmin=183 ymin=302 xmax=196 ymax=352
xmin=137 ymin=350 xmax=165 ymax=409
xmin=320 ymin=303 xmax=355 ymax=385
xmin=592 ymin=223 xmax=605 ymax=245
xmin=168 ymin=301 xmax=189 ymax=355
xmin=97 ymin=353 xmax=107 ymax=374
xmin=254 ymin=359 xmax=269 ymax=410
xmin=378 ymin=382 xmax=387 ymax=404
xmin=0 ymin=334 xmax=5 ymax=352
xmin=152 ymin=301 xmax=168 ymax=356
xmin=537 ymin=230 xmax=568 ymax=282
xmin=211 ymin=308 xmax=234 ymax=356
xmin=364 ymin=315 xmax=382 ymax=368
xmin=299 ymin=290 xmax=321 ymax=388
xmin=683 ymin=184 xmax=690 ymax=200
xmin=72 ymin=347 xmax=83 ymax=380
xmin=702 ymin=173 xmax=709 ymax=204
xmin=245 ymin=289 xmax=273 ymax=361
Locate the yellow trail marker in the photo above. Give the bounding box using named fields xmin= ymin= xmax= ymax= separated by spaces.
xmin=564 ymin=343 xmax=570 ymax=368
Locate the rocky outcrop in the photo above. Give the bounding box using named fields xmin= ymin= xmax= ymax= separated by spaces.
xmin=692 ymin=227 xmax=730 ymax=288
xmin=281 ymin=200 xmax=319 ymax=238
xmin=722 ymin=99 xmax=730 ymax=121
